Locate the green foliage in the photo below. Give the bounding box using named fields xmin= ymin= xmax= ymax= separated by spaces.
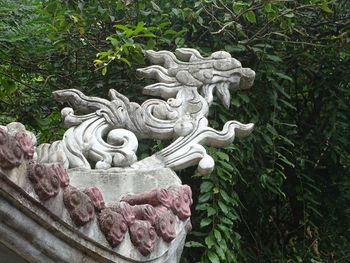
xmin=1 ymin=0 xmax=350 ymax=262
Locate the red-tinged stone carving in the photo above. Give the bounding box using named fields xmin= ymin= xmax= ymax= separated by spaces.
xmin=63 ymin=186 xmax=95 ymax=226
xmin=154 ymin=207 xmax=176 ymax=242
xmin=169 ymin=185 xmax=193 ymax=221
xmin=27 ymin=163 xmax=60 ymax=201
xmin=98 ymin=208 xmax=128 ymax=247
xmin=51 ymin=163 xmax=69 ymax=187
xmin=110 ymin=201 xmax=135 ymax=226
xmin=129 ymin=220 xmax=157 ymax=256
xmin=0 ymin=129 xmax=23 ymax=169
xmin=121 ymin=188 xmax=172 ymax=208
xmin=131 ymin=204 xmax=157 ymax=226
xmin=83 ymin=186 xmax=105 ymax=211
xmin=15 ymin=131 xmax=34 ymax=159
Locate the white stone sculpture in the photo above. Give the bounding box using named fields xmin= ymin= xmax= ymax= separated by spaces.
xmin=36 ymin=48 xmax=255 ymax=173
xmin=0 ymin=48 xmax=255 ymax=263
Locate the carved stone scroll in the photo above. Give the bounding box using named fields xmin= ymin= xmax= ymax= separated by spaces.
xmin=35 ymin=49 xmax=254 ymax=173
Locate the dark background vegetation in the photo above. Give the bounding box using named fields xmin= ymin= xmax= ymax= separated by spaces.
xmin=0 ymin=0 xmax=349 ymax=262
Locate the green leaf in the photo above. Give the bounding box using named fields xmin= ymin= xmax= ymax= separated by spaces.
xmin=134 ymin=22 xmax=145 ymax=34
xmin=185 ymin=241 xmax=205 ymax=248
xmin=216 ymin=151 xmax=229 ymax=161
xmin=245 ymin=11 xmax=256 ymax=23
xmin=102 ymin=67 xmax=107 ymax=76
xmin=279 ymin=98 xmax=297 ymax=110
xmin=264 ymin=3 xmax=273 ymax=13
xmin=266 ymin=54 xmax=283 ymax=62
xmin=220 ymin=190 xmax=231 ymax=203
xmin=201 ymin=181 xmax=214 ymax=193
xmin=120 ymin=58 xmax=131 ymax=67
xmin=199 ymin=192 xmax=212 ymax=203
xmin=262 ymin=133 xmax=273 ymax=146
xmin=214 ymin=229 xmax=222 ymax=242
xmin=46 ymin=2 xmax=57 ymax=14
xmin=208 ymin=251 xmax=220 ymax=263
xmin=151 ymin=1 xmax=161 ymax=12
xmin=218 ymin=200 xmax=229 ymax=214
xmin=320 ymin=2 xmax=333 ymax=13
xmin=207 ymin=207 xmax=217 ymax=216
xmin=200 ymin=218 xmax=212 ymax=228
xmin=1 ymin=79 xmax=17 ymax=94
xmin=215 ymin=245 xmax=226 ymax=260
xmin=205 ymin=234 xmax=215 ymax=248
xmin=274 ymin=72 xmax=293 ymax=82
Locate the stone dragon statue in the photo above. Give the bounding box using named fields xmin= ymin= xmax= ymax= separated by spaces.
xmin=0 ymin=48 xmax=256 ymax=262
xmin=36 ymin=48 xmax=255 ymax=174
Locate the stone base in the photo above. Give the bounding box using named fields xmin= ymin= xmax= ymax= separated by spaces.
xmin=0 ymin=171 xmax=188 ymax=263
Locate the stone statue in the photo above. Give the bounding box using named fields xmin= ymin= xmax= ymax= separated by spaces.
xmin=0 ymin=48 xmax=255 ymax=263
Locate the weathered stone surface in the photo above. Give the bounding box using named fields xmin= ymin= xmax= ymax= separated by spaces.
xmin=155 ymin=207 xmax=177 ymax=242
xmin=110 ymin=201 xmax=136 ymax=226
xmin=15 ymin=131 xmax=35 ymax=159
xmin=131 ymin=204 xmax=157 ymax=225
xmin=0 ymin=128 xmax=23 ymax=169
xmin=129 ymin=220 xmax=158 ymax=256
xmin=63 ymin=186 xmax=95 ymax=226
xmin=0 ymin=168 xmax=194 ymax=263
xmin=169 ymin=185 xmax=193 ymax=221
xmin=27 ymin=162 xmax=60 ymax=201
xmin=98 ymin=208 xmax=128 ymax=247
xmin=83 ymin=186 xmax=105 ymax=211
xmin=68 ymin=167 xmax=181 ymax=204
xmin=51 ymin=163 xmax=70 ymax=187
xmin=122 ymin=188 xmax=172 ymax=208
